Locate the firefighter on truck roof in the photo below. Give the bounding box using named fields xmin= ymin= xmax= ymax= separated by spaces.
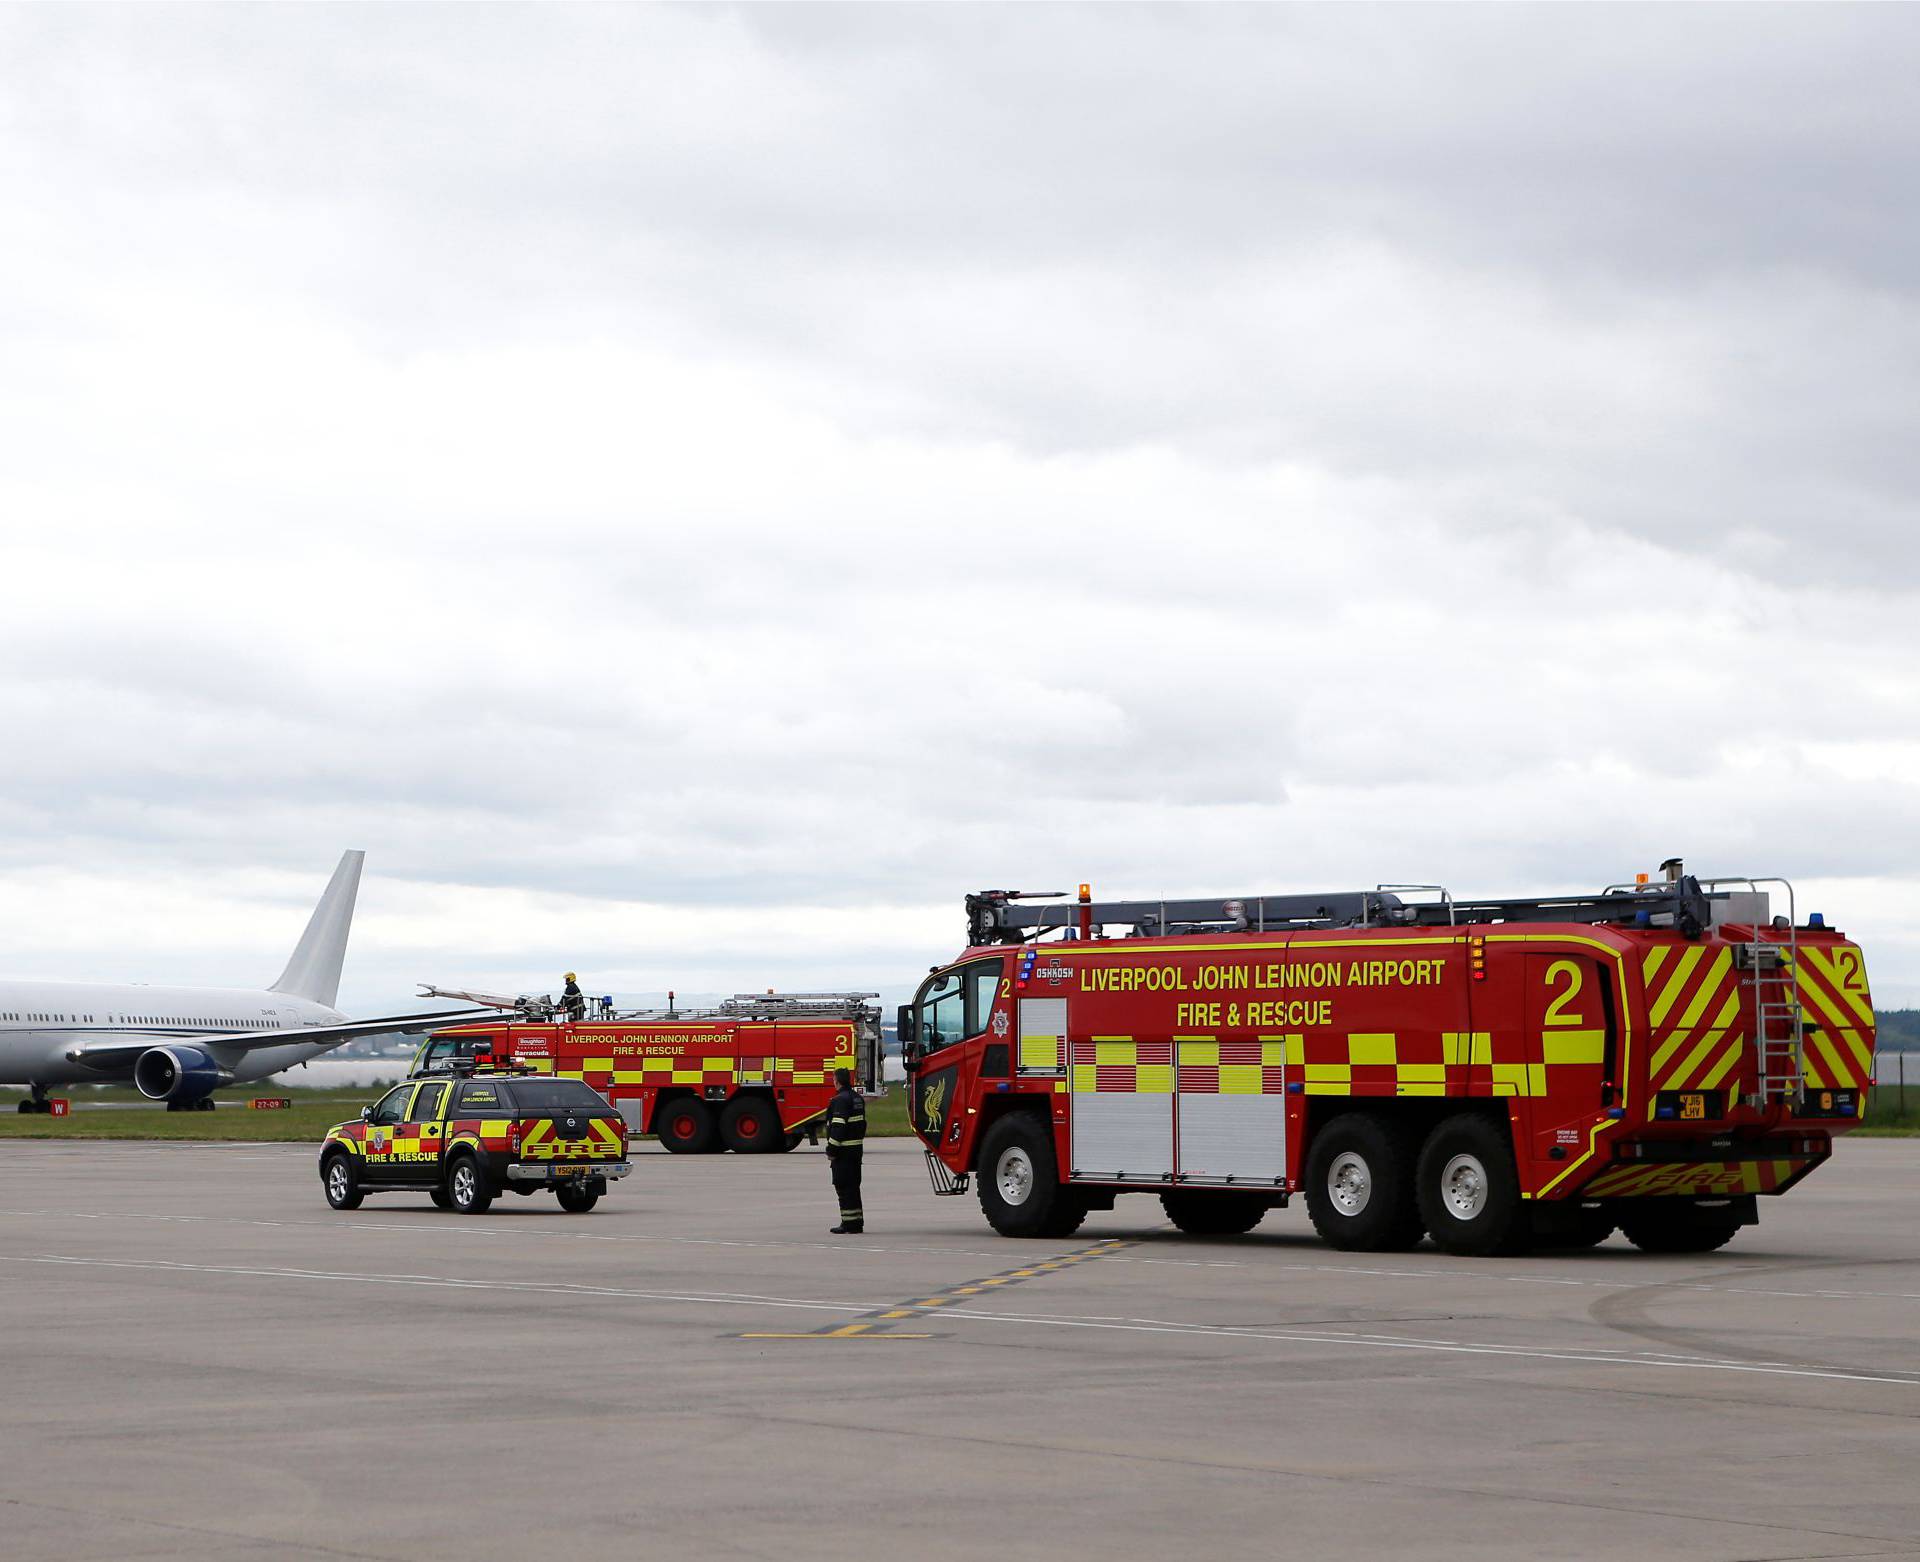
xmin=826 ymin=1067 xmax=866 ymax=1234
xmin=561 ymin=972 xmax=585 ymax=1023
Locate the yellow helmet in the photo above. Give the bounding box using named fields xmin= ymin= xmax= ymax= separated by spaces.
xmin=564 ymin=972 xmax=577 ymax=982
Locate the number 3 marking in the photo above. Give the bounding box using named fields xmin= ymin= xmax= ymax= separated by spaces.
xmin=1543 ymin=959 xmax=1587 ymax=1027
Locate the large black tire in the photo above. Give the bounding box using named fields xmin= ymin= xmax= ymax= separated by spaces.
xmin=976 ymin=1114 xmax=1087 ymax=1239
xmin=654 ymin=1097 xmax=715 ymax=1154
xmin=555 ymin=1181 xmax=601 ymax=1213
xmin=446 ymin=1154 xmax=494 ymax=1215
xmin=1160 ymin=1191 xmax=1267 ymax=1236
xmin=1620 ymin=1204 xmax=1744 ymax=1254
xmin=719 ymin=1095 xmax=782 ymax=1154
xmin=429 ymin=1188 xmax=453 ymax=1210
xmin=322 ymin=1152 xmax=364 ymax=1211
xmin=1304 ymin=1113 xmax=1424 ymax=1252
xmin=777 ymin=1130 xmax=805 ymax=1153
xmin=1416 ymin=1113 xmax=1530 ymax=1256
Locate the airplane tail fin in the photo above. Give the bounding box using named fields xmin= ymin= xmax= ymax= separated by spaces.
xmin=270 ymin=850 xmax=364 ymax=1008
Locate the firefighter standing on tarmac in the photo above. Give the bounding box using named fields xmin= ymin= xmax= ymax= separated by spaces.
xmin=825 ymin=1068 xmax=865 ymax=1234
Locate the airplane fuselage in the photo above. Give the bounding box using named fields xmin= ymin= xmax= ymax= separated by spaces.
xmin=0 ymin=979 xmax=343 ymax=1089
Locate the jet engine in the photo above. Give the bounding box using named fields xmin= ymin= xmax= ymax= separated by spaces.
xmin=132 ymin=1045 xmax=230 ymax=1105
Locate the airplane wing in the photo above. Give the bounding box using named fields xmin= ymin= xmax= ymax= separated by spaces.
xmin=62 ymin=1007 xmax=514 ymax=1071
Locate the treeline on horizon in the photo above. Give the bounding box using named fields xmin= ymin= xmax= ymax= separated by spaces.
xmin=1877 ymin=1010 xmax=1920 ymax=1050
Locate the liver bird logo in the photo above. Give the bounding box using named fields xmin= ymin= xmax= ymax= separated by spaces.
xmin=920 ymin=1076 xmax=948 ymax=1133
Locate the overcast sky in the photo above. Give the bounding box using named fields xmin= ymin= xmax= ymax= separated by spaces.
xmin=2 ymin=5 xmax=1917 ymax=1011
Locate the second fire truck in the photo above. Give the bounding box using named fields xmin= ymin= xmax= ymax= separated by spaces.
xmin=900 ymin=864 xmax=1874 ymax=1256
xmin=414 ymin=989 xmax=883 ymax=1153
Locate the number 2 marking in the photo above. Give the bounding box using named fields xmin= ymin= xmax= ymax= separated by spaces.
xmin=1833 ymin=949 xmax=1866 ymax=992
xmin=1542 ymin=960 xmax=1587 ymax=1027
xmin=1000 ymin=978 xmax=1012 ymax=999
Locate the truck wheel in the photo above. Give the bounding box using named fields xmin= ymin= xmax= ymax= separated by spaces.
xmin=1160 ymin=1191 xmax=1267 ymax=1236
xmin=1304 ymin=1113 xmax=1423 ymax=1252
xmin=654 ymin=1098 xmax=715 ymax=1154
xmin=447 ymin=1154 xmax=494 ymax=1214
xmin=977 ymin=1114 xmax=1087 ymax=1239
xmin=1620 ymin=1204 xmax=1744 ymax=1254
xmin=556 ymin=1182 xmax=601 ymax=1213
xmin=778 ymin=1130 xmax=805 ymax=1153
xmin=322 ymin=1153 xmax=363 ymax=1211
xmin=720 ymin=1096 xmax=781 ymax=1154
xmin=1416 ymin=1114 xmax=1529 ymax=1256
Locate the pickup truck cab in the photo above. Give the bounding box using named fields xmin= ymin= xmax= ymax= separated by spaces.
xmin=319 ymin=1073 xmax=631 ymax=1214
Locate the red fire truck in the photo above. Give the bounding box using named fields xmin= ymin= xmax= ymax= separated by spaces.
xmin=413 ymin=990 xmax=883 ymax=1154
xmin=900 ymin=866 xmax=1874 ymax=1256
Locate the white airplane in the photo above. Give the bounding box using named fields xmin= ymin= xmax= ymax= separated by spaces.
xmin=1 ymin=850 xmax=502 ymax=1113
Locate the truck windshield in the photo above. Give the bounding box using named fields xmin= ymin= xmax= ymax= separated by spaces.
xmin=915 ymin=958 xmax=1002 ymax=1052
xmin=508 ymin=1080 xmax=610 ymax=1113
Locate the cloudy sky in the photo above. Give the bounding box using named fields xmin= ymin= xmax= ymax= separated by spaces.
xmin=2 ymin=5 xmax=1917 ymax=1011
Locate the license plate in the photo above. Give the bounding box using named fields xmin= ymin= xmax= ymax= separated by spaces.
xmin=553 ymin=1165 xmax=587 ymax=1178
xmin=1678 ymin=1094 xmax=1707 ymax=1121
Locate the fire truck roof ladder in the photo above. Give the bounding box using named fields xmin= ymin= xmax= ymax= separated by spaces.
xmin=966 ymin=874 xmax=1719 ymax=943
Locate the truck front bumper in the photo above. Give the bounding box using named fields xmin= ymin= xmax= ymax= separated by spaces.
xmin=506 ymin=1160 xmax=633 ymax=1183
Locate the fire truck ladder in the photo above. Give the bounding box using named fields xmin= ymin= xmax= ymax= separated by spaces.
xmin=1700 ymin=877 xmax=1805 ymax=1107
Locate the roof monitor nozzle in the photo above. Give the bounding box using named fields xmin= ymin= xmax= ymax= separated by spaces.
xmin=1660 ymin=857 xmax=1685 ymax=884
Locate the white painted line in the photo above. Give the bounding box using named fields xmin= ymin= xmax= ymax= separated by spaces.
xmin=7 ymin=1250 xmax=1914 ymax=1388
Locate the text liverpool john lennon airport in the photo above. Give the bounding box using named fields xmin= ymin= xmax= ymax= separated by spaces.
xmin=1073 ymin=957 xmax=1450 ymax=1030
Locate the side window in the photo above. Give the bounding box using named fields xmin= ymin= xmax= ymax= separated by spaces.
xmin=407 ymin=1083 xmax=447 ymax=1123
xmin=966 ymin=961 xmax=1003 ymax=1035
xmin=368 ymin=1086 xmax=412 ymax=1126
xmin=916 ymin=971 xmax=965 ymax=1051
xmin=455 ymin=1082 xmax=503 ymax=1115
xmin=422 ymin=1039 xmax=454 ymax=1070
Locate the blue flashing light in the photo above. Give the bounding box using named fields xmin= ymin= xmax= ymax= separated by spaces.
xmin=1635 ymin=910 xmax=1651 ymax=927
xmin=1808 ymin=912 xmax=1826 ymax=928
xmin=1286 ymin=1081 xmax=1304 ymax=1095
xmin=1655 ymin=1106 xmax=1675 ymax=1119
xmin=994 ymin=1081 xmax=1010 ymax=1092
xmin=1605 ymin=1107 xmax=1626 ymax=1120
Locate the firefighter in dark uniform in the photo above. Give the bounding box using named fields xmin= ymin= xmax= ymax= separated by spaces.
xmin=825 ymin=1067 xmax=866 ymax=1234
xmin=561 ymin=973 xmax=585 ymax=1023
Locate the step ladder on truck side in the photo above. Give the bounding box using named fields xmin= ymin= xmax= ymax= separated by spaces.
xmin=1701 ymin=878 xmax=1805 ymax=1107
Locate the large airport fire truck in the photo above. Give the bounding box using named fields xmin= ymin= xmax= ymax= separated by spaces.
xmin=413 ymin=989 xmax=883 ymax=1154
xmin=900 ymin=864 xmax=1874 ymax=1256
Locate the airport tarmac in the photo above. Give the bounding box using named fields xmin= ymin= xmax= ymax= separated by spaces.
xmin=3 ymin=1139 xmax=1919 ymax=1562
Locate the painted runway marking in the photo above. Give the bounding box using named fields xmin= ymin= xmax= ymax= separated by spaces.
xmin=9 ymin=1248 xmax=1916 ymax=1387
xmin=741 ymin=1236 xmax=1138 ymax=1340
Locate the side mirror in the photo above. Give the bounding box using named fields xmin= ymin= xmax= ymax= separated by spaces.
xmin=896 ymin=1004 xmax=917 ymax=1047
xmin=359 ymin=1106 xmax=372 ymax=1121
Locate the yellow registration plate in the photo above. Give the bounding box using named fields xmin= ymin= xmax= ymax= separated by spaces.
xmin=553 ymin=1165 xmax=588 ymax=1178
xmin=1678 ymin=1094 xmax=1708 ymax=1121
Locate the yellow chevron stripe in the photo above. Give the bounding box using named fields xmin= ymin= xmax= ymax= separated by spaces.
xmin=1809 ymin=1028 xmax=1855 ymax=1089
xmin=1664 ymin=1028 xmax=1728 ymax=1091
xmin=1804 ymin=947 xmax=1874 ymax=1027
xmin=1643 ymin=945 xmax=1671 ymax=983
xmin=1647 ymin=946 xmax=1705 ymax=1025
xmin=1672 ymin=950 xmax=1733 ymax=1031
xmin=1697 ymin=1038 xmax=1744 ymax=1091
xmin=1649 ymin=1029 xmax=1693 ymax=1077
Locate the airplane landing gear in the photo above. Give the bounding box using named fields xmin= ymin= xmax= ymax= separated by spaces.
xmin=16 ymin=1084 xmax=52 ymax=1115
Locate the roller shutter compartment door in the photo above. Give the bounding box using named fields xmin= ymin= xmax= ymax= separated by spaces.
xmin=1069 ymin=1036 xmax=1173 ymax=1182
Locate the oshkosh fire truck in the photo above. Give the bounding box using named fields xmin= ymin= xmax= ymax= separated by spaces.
xmin=414 ymin=989 xmax=883 ymax=1154
xmin=900 ymin=866 xmax=1874 ymax=1255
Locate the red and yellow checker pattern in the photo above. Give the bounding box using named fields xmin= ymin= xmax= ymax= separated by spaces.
xmin=1173 ymin=1038 xmax=1288 ymax=1095
xmin=1641 ymin=946 xmax=1747 ymax=1103
xmin=1297 ymin=1031 xmax=1505 ymax=1096
xmin=1069 ymin=1038 xmax=1173 ymax=1093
